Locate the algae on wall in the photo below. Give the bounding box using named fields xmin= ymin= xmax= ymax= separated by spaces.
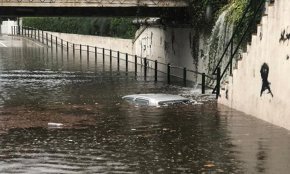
xmin=195 ymin=0 xmax=264 ymax=83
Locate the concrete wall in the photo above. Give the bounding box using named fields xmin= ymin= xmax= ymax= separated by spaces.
xmin=1 ymin=20 xmax=17 ymax=35
xmin=46 ymin=31 xmax=133 ymax=55
xmin=219 ymin=0 xmax=290 ymax=130
xmin=133 ymin=26 xmax=197 ymax=80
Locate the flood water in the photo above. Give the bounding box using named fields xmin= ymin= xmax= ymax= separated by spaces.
xmin=1 ymin=35 xmax=290 ymax=174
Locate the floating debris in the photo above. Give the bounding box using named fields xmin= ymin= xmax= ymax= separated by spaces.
xmin=48 ymin=122 xmax=64 ymax=127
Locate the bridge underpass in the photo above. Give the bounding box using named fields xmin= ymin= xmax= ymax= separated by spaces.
xmin=0 ymin=0 xmax=189 ymax=18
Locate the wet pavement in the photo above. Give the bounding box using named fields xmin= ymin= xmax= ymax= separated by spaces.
xmin=0 ymin=35 xmax=290 ymax=174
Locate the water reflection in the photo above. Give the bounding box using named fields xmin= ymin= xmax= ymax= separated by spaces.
xmin=0 ymin=36 xmax=290 ymax=173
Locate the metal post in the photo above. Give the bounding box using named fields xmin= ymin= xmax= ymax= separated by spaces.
xmin=167 ymin=63 xmax=171 ymax=84
xmin=67 ymin=41 xmax=69 ymax=59
xmin=87 ymin=45 xmax=89 ymax=62
xmin=216 ymin=67 xmax=221 ymax=99
xmin=95 ymin=47 xmax=97 ymax=63
xmin=102 ymin=48 xmax=105 ymax=62
xmin=56 ymin=37 xmax=58 ymax=53
xmin=117 ymin=51 xmax=120 ymax=70
xmin=109 ymin=49 xmax=112 ymax=64
xmin=135 ymin=55 xmax=137 ymax=75
xmin=73 ymin=44 xmax=75 ymax=58
xmin=80 ymin=44 xmax=82 ymax=58
xmin=61 ymin=39 xmax=63 ymax=58
xmin=34 ymin=29 xmax=36 ymax=39
xmin=42 ymin=30 xmax=44 ymax=43
xmin=46 ymin=33 xmax=48 ymax=45
xmin=125 ymin=53 xmax=128 ymax=72
xmin=183 ymin=67 xmax=187 ymax=86
xmin=155 ymin=60 xmax=158 ymax=82
xmin=144 ymin=58 xmax=147 ymax=79
xmin=202 ymin=73 xmax=206 ymax=94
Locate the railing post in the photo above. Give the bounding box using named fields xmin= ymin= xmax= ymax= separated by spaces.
xmin=87 ymin=45 xmax=90 ymax=62
xmin=144 ymin=58 xmax=147 ymax=79
xmin=102 ymin=48 xmax=105 ymax=62
xmin=135 ymin=55 xmax=138 ymax=75
xmin=109 ymin=49 xmax=112 ymax=64
xmin=67 ymin=41 xmax=69 ymax=59
xmin=50 ymin=35 xmax=53 ymax=48
xmin=155 ymin=60 xmax=158 ymax=82
xmin=95 ymin=47 xmax=97 ymax=63
xmin=73 ymin=44 xmax=75 ymax=58
xmin=42 ymin=30 xmax=44 ymax=43
xmin=117 ymin=51 xmax=120 ymax=71
xmin=46 ymin=33 xmax=48 ymax=45
xmin=56 ymin=37 xmax=58 ymax=53
xmin=202 ymin=73 xmax=206 ymax=94
xmin=216 ymin=67 xmax=221 ymax=99
xmin=125 ymin=53 xmax=128 ymax=72
xmin=80 ymin=44 xmax=82 ymax=58
xmin=183 ymin=67 xmax=187 ymax=86
xmin=61 ymin=39 xmax=63 ymax=58
xmin=167 ymin=63 xmax=171 ymax=84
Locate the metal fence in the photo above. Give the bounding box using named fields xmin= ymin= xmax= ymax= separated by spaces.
xmin=11 ymin=26 xmax=216 ymax=95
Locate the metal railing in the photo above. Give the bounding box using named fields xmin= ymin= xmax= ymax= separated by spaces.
xmin=212 ymin=0 xmax=267 ymax=97
xmin=11 ymin=25 xmax=215 ymax=95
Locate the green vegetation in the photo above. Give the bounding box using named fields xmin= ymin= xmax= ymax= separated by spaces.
xmin=23 ymin=17 xmax=138 ymax=39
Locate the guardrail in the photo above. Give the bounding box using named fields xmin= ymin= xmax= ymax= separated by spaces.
xmin=11 ymin=25 xmax=216 ymax=95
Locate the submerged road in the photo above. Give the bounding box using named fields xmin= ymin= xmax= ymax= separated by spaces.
xmin=0 ymin=35 xmax=290 ymax=173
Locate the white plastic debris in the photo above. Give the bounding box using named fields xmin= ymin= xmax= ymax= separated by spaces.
xmin=48 ymin=123 xmax=64 ymax=127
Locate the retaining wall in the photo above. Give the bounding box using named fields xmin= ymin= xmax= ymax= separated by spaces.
xmin=133 ymin=26 xmax=197 ymax=80
xmin=46 ymin=31 xmax=133 ymax=55
xmin=219 ymin=0 xmax=290 ymax=130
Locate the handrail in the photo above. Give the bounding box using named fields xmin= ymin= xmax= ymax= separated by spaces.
xmin=212 ymin=0 xmax=266 ymax=94
xmin=212 ymin=0 xmax=255 ymax=75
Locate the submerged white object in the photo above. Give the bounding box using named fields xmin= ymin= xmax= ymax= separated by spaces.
xmin=48 ymin=123 xmax=64 ymax=127
xmin=122 ymin=93 xmax=191 ymax=106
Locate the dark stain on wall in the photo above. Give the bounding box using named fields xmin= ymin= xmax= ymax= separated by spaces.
xmin=287 ymin=55 xmax=289 ymax=60
xmin=260 ymin=63 xmax=273 ymax=97
xmin=279 ymin=29 xmax=290 ymax=43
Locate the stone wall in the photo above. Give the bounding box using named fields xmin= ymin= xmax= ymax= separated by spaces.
xmin=219 ymin=0 xmax=290 ymax=130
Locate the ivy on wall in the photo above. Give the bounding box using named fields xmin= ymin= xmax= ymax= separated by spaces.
xmin=22 ymin=17 xmax=138 ymax=39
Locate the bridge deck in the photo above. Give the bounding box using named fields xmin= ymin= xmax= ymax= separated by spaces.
xmin=0 ymin=0 xmax=188 ymax=7
xmin=0 ymin=0 xmax=189 ymax=17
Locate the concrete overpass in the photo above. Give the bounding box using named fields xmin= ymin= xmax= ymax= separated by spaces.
xmin=0 ymin=0 xmax=190 ymax=18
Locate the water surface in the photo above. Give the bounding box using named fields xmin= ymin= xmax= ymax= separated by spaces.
xmin=0 ymin=35 xmax=290 ymax=174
